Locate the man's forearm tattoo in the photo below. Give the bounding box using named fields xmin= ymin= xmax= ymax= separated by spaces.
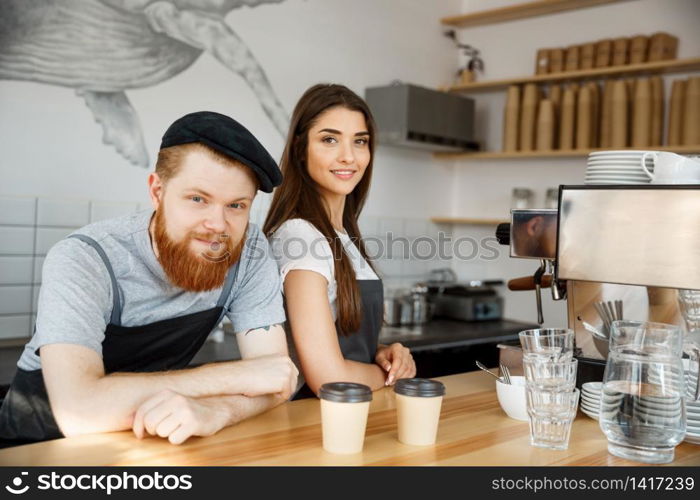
xmin=243 ymin=322 xmax=283 ymax=335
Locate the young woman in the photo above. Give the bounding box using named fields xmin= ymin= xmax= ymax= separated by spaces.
xmin=263 ymin=84 xmax=415 ymax=398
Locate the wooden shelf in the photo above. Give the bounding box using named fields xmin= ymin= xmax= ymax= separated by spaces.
xmin=431 ymin=217 xmax=507 ymax=226
xmin=441 ymin=0 xmax=631 ymax=28
xmin=446 ymin=57 xmax=700 ymax=93
xmin=435 ymin=145 xmax=700 ymax=161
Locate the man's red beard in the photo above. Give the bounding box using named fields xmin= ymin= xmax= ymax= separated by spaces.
xmin=152 ymin=209 xmax=244 ymax=292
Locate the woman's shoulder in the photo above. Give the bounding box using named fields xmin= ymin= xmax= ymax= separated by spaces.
xmin=270 ymin=219 xmax=332 ymax=258
xmin=273 ymin=218 xmax=324 ymax=240
xmin=269 ymin=218 xmax=335 ymax=276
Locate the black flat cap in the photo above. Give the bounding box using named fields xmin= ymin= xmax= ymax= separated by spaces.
xmin=160 ymin=111 xmax=282 ymax=193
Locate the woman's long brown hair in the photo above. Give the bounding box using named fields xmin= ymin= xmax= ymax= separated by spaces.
xmin=263 ymin=83 xmax=377 ymax=335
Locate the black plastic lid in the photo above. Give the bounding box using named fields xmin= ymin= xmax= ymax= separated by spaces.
xmin=394 ymin=378 xmax=446 ymax=398
xmin=319 ymin=382 xmax=372 ymax=403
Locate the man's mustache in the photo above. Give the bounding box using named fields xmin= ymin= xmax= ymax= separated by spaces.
xmin=190 ymin=233 xmax=230 ymax=248
xmin=189 ymin=233 xmax=234 ymax=262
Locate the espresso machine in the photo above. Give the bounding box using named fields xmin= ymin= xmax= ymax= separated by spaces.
xmin=496 ymin=185 xmax=700 ymax=380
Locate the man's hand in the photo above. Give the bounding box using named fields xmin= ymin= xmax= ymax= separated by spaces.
xmin=235 ymin=354 xmax=298 ymax=400
xmin=132 ymin=390 xmax=228 ymax=445
xmin=375 ymin=343 xmax=416 ymax=386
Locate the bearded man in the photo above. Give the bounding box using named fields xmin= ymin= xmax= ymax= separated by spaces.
xmin=0 ymin=112 xmax=297 ymax=446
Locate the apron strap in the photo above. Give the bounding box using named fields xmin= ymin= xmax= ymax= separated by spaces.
xmin=68 ymin=234 xmax=122 ymax=326
xmin=68 ymin=235 xmax=241 ymax=329
xmin=214 ymin=261 xmax=241 ymax=325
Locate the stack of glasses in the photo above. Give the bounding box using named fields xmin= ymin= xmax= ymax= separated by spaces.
xmin=519 ymin=328 xmax=580 ymax=450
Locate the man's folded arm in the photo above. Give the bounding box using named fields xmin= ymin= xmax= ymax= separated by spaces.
xmin=41 ymin=324 xmax=295 ymax=437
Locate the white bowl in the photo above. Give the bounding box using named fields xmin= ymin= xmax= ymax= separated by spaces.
xmin=496 ymin=376 xmax=528 ymax=422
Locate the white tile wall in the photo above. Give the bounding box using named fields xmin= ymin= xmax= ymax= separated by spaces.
xmin=90 ymin=201 xmax=140 ymax=223
xmin=0 ymin=195 xmax=450 ymax=339
xmin=404 ymin=218 xmax=429 ymax=238
xmin=362 ymin=236 xmax=383 ymax=261
xmin=363 ymin=216 xmax=454 ymax=286
xmin=426 ymin=221 xmax=442 ymax=240
xmin=381 ymin=277 xmax=405 ymax=291
xmin=37 ymin=199 xmax=90 ymax=227
xmin=32 ymin=286 xmax=40 ymax=314
xmin=32 ymin=257 xmax=45 ymax=284
xmin=0 ymin=196 xmax=91 ymax=339
xmin=0 ymin=286 xmax=32 ymax=315
xmin=0 ymin=196 xmax=36 ymax=225
xmin=0 ymin=256 xmax=33 ymax=285
xmin=35 ymin=227 xmax=76 ymax=255
xmin=432 ymin=220 xmax=453 ymax=234
xmin=0 ymin=315 xmax=31 ymax=340
xmin=385 ymin=235 xmax=409 ymax=260
xmin=376 ymin=257 xmax=403 ymax=277
xmin=0 ymin=227 xmax=34 ymax=255
xmin=402 ymin=258 xmax=428 ymax=278
xmin=411 ymin=237 xmax=437 ymax=261
xmin=378 ymin=217 xmax=405 ymax=237
xmin=358 ymin=215 xmax=380 ymax=237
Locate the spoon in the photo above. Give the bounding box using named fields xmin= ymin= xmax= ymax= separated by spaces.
xmin=476 ymin=360 xmax=502 ymax=382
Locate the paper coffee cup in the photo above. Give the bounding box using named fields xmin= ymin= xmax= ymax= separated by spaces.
xmin=394 ymin=378 xmax=446 ymax=446
xmin=319 ymin=382 xmax=372 ymax=454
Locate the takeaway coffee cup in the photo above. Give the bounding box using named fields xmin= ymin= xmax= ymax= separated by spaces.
xmin=394 ymin=378 xmax=446 ymax=445
xmin=319 ymin=382 xmax=372 ymax=454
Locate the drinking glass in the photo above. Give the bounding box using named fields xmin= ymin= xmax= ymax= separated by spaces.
xmin=519 ymin=328 xmax=574 ymax=361
xmin=526 ymin=388 xmax=580 ymax=450
xmin=523 ymin=357 xmax=578 ymax=392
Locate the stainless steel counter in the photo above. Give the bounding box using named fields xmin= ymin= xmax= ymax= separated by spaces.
xmin=379 ymin=318 xmax=538 ymax=352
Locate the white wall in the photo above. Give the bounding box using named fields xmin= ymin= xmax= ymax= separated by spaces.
xmin=0 ymin=0 xmax=466 ymax=338
xmin=448 ymin=0 xmax=700 ymax=326
xmin=0 ymin=0 xmax=461 ymax=221
xmin=2 ymin=0 xmax=696 ymax=330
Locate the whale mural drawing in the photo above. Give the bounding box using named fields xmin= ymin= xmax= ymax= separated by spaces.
xmin=0 ymin=0 xmax=289 ymax=168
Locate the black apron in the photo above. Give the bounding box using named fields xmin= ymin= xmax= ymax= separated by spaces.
xmin=0 ymin=234 xmax=239 ymax=445
xmin=293 ymin=279 xmax=384 ymax=400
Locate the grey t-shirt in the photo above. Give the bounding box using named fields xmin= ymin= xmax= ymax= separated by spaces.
xmin=18 ymin=210 xmax=286 ymax=371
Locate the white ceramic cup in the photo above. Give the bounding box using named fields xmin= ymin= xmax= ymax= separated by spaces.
xmin=394 ymin=378 xmax=446 ymax=446
xmin=641 ymin=152 xmax=700 ymax=184
xmin=319 ymin=382 xmax=372 ymax=454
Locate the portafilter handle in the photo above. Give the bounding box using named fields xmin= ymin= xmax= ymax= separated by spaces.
xmin=508 ymin=275 xmax=553 ymax=291
xmin=533 ymin=260 xmax=546 ymax=325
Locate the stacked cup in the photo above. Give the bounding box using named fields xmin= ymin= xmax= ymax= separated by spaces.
xmin=519 ymin=328 xmax=580 ymax=450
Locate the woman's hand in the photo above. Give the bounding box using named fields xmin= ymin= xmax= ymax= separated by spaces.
xmin=375 ymin=343 xmax=416 ymax=386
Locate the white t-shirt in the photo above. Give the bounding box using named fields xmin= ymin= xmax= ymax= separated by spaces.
xmin=270 ymin=218 xmax=379 ymax=320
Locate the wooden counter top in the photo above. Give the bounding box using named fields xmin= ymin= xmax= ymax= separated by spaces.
xmin=1 ymin=370 xmax=698 ymax=466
